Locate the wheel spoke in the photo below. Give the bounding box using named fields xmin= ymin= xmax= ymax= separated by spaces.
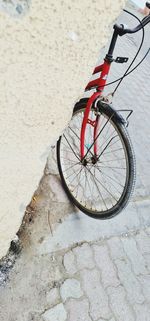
xmin=95 ymin=167 xmax=124 ymax=188
xmin=58 ymin=106 xmax=133 ymax=217
xmin=98 ymin=135 xmax=118 ymax=160
xmin=83 ymin=113 xmax=114 ymax=160
xmin=102 ymin=147 xmax=123 ymax=155
xmin=63 ymin=134 xmax=80 ymax=161
xmin=62 ymin=162 xmax=81 ymax=172
xmin=99 ymin=157 xmax=125 ymax=163
xmin=95 ymin=166 xmax=123 ymax=196
xmin=85 ymin=165 xmax=117 ymax=204
xmin=86 ymin=168 xmax=102 ymax=208
xmin=68 ymin=126 xmax=94 ymax=157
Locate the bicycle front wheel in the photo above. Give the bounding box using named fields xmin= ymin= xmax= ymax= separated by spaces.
xmin=57 ymin=99 xmax=136 ymax=219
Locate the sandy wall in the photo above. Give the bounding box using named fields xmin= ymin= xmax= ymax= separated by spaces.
xmin=0 ymin=0 xmax=125 ymax=259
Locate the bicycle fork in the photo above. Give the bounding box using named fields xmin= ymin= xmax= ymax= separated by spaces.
xmin=80 ymin=60 xmax=111 ymax=162
xmin=80 ymin=92 xmax=101 ymax=162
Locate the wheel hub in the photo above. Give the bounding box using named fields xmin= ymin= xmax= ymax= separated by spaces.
xmin=81 ymin=156 xmax=98 ymax=166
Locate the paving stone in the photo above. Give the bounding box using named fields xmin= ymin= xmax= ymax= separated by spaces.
xmin=136 ymin=200 xmax=150 ymax=227
xmin=138 ymin=275 xmax=150 ymax=301
xmin=42 ymin=303 xmax=67 ymax=321
xmin=143 ymin=254 xmax=150 ymax=272
xmin=121 ymin=236 xmax=147 ymax=275
xmin=107 ymin=286 xmax=135 ymax=321
xmin=145 ymin=227 xmax=150 ymax=236
xmin=65 ymin=298 xmax=92 ymax=321
xmin=80 ymin=269 xmax=112 ymax=320
xmin=73 ymin=243 xmax=95 ymax=270
xmin=60 ymin=278 xmax=83 ymax=302
xmin=93 ymin=244 xmax=120 ymax=288
xmin=133 ymin=303 xmax=150 ymax=321
xmin=107 ymin=236 xmax=125 ymax=260
xmin=63 ymin=250 xmax=77 ymax=275
xmin=97 ymin=319 xmax=115 ymax=321
xmin=46 ymin=287 xmax=60 ymax=308
xmin=115 ymin=258 xmax=145 ymax=305
xmin=135 ymin=231 xmax=150 ymax=255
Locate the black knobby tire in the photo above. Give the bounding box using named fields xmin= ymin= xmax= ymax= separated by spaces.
xmin=57 ymin=99 xmax=136 ymax=219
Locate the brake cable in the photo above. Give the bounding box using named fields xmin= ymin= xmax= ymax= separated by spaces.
xmin=95 ymin=10 xmax=150 ymax=93
xmin=112 ymin=9 xmax=145 ymax=95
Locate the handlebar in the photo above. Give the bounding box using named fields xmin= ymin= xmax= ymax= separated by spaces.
xmin=114 ymin=13 xmax=150 ymax=36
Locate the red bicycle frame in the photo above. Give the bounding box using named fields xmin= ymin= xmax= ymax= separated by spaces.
xmin=80 ymin=60 xmax=111 ymax=159
xmin=80 ymin=28 xmax=119 ymax=160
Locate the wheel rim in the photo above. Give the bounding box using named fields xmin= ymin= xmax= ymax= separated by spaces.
xmin=59 ymin=108 xmax=129 ymax=215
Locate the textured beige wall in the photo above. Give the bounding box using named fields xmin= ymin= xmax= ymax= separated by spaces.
xmin=0 ymin=0 xmax=125 ymax=259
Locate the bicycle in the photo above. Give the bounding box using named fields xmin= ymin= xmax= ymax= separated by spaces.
xmin=57 ymin=5 xmax=150 ymax=219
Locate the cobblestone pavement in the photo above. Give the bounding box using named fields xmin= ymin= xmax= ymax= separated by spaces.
xmin=0 ymin=226 xmax=150 ymax=321
xmin=46 ymin=228 xmax=150 ymax=321
xmin=0 ymin=2 xmax=150 ymax=321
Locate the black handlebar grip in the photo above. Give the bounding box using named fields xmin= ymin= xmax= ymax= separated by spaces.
xmin=114 ymin=13 xmax=150 ymax=37
xmin=146 ymin=2 xmax=150 ymax=9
